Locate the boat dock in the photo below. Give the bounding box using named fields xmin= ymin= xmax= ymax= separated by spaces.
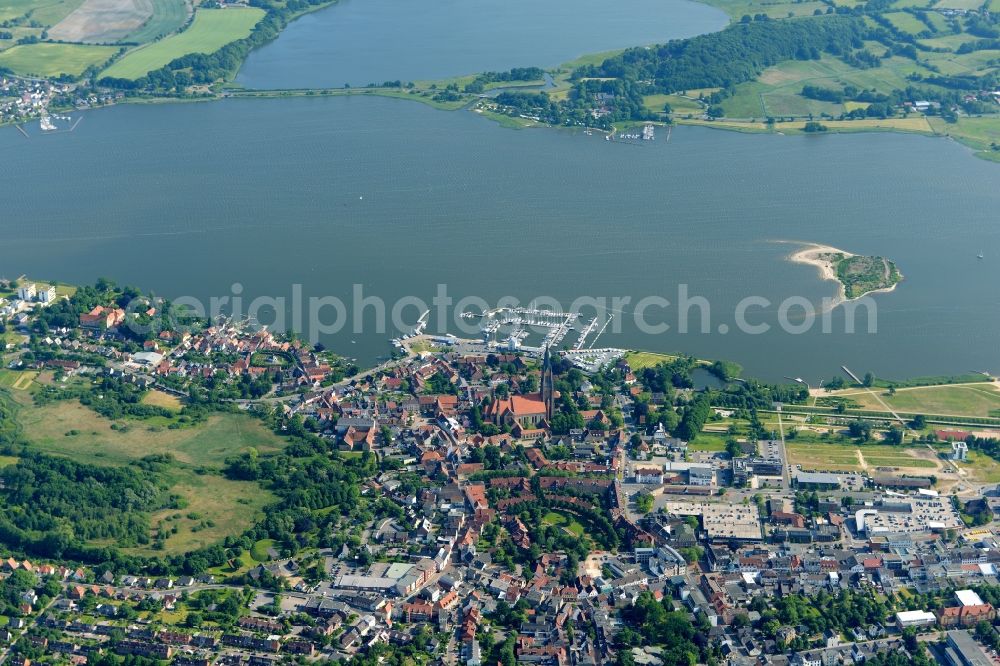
xmin=15 ymin=124 xmax=28 ymax=139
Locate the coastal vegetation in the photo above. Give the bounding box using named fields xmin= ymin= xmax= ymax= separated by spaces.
xmin=789 ymin=244 xmax=902 ymax=301
xmin=835 ymin=253 xmax=902 ymax=298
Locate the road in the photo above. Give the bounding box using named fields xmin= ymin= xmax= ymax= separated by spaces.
xmin=0 ymin=597 xmax=57 ymax=665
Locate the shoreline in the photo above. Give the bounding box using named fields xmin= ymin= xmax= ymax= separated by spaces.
xmin=779 ymin=241 xmax=901 ymax=309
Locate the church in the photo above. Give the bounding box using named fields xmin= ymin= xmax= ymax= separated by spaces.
xmin=485 ymin=347 xmax=556 ymax=429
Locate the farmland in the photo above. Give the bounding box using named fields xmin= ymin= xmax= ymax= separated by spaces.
xmin=101 ymin=7 xmax=264 ymax=80
xmin=0 ymin=43 xmax=116 ymax=77
xmin=125 ymin=0 xmax=191 ymax=44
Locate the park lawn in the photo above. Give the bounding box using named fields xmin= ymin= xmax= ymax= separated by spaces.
xmin=0 ymin=455 xmax=18 ymax=468
xmin=542 ymin=511 xmax=585 ymax=537
xmin=208 ymin=548 xmax=255 ymax=576
xmin=830 ymin=383 xmax=1000 ymax=417
xmin=125 ymin=0 xmax=190 ymax=43
xmin=18 ymin=399 xmax=286 ymax=467
xmin=625 ymin=351 xmax=681 ymax=370
xmin=101 ymin=7 xmax=265 ymax=80
xmin=0 ymin=42 xmax=117 ymax=77
xmin=141 ymin=389 xmax=183 ymax=412
xmin=250 ymin=538 xmax=276 ymax=562
xmin=688 ymin=432 xmax=728 ymax=452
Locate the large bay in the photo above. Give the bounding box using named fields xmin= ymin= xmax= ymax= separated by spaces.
xmin=235 ymin=0 xmax=728 ymax=88
xmin=1 ymin=95 xmax=998 ymax=382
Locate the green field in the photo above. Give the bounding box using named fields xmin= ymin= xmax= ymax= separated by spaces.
xmin=0 ymin=42 xmax=117 ymax=77
xmin=250 ymin=538 xmax=276 ymax=561
xmin=721 ymin=53 xmax=938 ymax=119
xmin=884 ymin=11 xmax=930 ymax=35
xmin=14 ymin=395 xmax=284 ymax=554
xmin=17 ymin=397 xmax=286 ymax=467
xmin=101 ymin=7 xmax=264 ymax=80
xmin=125 ymin=0 xmax=190 ymax=44
xmin=542 ymin=511 xmax=585 ymax=537
xmin=139 ymin=468 xmax=275 ymax=555
xmin=828 ymin=383 xmax=1000 ymax=417
xmin=0 ymin=0 xmax=82 ymax=25
xmin=786 ymin=440 xmax=939 ymax=472
xmin=935 ymin=0 xmax=984 ymax=9
xmin=625 ymin=351 xmax=682 ymax=370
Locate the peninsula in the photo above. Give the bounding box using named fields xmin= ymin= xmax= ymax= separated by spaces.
xmin=789 ymin=242 xmax=903 ymax=303
xmin=3 ymin=0 xmax=1000 ymax=161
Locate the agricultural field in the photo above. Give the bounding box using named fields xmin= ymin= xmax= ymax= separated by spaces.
xmin=16 ymin=398 xmax=286 ymax=467
xmin=720 ymin=54 xmax=938 ymax=119
xmin=0 ymin=369 xmax=38 ymax=391
xmin=935 ymin=0 xmax=985 ymax=9
xmin=48 ymin=0 xmax=153 ymax=43
xmin=0 ymin=0 xmax=83 ymax=27
xmin=883 ymin=11 xmax=930 ymax=35
xmin=825 ymin=382 xmax=1000 ymax=417
xmin=125 ymin=0 xmax=190 ymax=44
xmin=100 ymin=7 xmax=264 ymax=80
xmin=702 ymin=0 xmax=827 ymax=19
xmin=0 ymin=42 xmax=116 ymax=77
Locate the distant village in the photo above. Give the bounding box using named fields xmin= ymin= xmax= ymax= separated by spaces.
xmin=3 ymin=277 xmax=1000 ymax=666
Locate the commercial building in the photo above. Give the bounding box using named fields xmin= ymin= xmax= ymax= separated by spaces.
xmin=794 ymin=471 xmax=841 ymax=490
xmin=895 ymin=610 xmax=936 ymax=629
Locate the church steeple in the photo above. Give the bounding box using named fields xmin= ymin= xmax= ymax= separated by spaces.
xmin=541 ymin=346 xmax=555 ymax=421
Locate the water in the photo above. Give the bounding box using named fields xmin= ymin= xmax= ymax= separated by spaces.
xmin=2 ymin=95 xmax=998 ymax=382
xmin=235 ymin=0 xmax=728 ymax=88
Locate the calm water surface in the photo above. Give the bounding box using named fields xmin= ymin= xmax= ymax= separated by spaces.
xmin=1 ymin=95 xmax=998 ymax=382
xmin=236 ymin=0 xmax=728 ymax=88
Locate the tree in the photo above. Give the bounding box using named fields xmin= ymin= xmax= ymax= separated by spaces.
xmin=636 ymin=492 xmax=654 ymax=514
xmin=725 ymin=438 xmax=743 ymax=458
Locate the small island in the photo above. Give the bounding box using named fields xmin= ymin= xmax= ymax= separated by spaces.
xmin=789 ymin=243 xmax=903 ymax=303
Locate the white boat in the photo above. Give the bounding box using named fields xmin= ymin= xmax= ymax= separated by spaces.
xmin=39 ymin=115 xmax=56 ymax=132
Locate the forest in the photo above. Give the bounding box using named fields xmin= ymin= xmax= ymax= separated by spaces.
xmin=0 ymin=453 xmax=171 ymax=558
